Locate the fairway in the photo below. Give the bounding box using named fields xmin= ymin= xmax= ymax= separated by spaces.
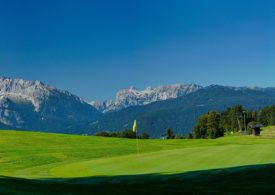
xmin=1 ymin=127 xmax=275 ymax=193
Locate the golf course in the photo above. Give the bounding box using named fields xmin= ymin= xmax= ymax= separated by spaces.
xmin=1 ymin=127 xmax=275 ymax=194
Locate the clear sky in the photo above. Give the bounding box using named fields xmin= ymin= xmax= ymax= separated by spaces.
xmin=0 ymin=0 xmax=274 ymax=101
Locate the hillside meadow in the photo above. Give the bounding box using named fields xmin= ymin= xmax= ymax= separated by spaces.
xmin=0 ymin=126 xmax=275 ymax=194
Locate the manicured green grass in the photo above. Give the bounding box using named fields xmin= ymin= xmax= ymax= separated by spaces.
xmin=1 ymin=164 xmax=275 ymax=194
xmin=0 ymin=127 xmax=275 ymax=194
xmin=0 ymin=130 xmax=217 ymax=177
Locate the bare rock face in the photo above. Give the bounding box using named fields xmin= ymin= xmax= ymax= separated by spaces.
xmin=0 ymin=77 xmax=52 ymax=112
xmin=90 ymin=84 xmax=202 ymax=113
xmin=0 ymin=77 xmax=101 ymax=132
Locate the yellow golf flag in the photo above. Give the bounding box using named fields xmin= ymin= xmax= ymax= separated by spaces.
xmin=132 ymin=120 xmax=137 ymax=132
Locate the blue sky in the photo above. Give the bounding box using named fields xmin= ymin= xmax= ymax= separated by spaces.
xmin=0 ymin=0 xmax=274 ymax=101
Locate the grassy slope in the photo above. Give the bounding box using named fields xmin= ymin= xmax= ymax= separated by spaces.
xmin=0 ymin=130 xmax=218 ymax=177
xmin=1 ymin=127 xmax=275 ymax=194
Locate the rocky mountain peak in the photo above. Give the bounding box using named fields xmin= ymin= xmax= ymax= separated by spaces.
xmin=0 ymin=77 xmax=53 ymax=112
xmin=0 ymin=77 xmax=86 ymax=112
xmin=0 ymin=77 xmax=101 ymax=131
xmin=91 ymin=83 xmax=203 ymax=113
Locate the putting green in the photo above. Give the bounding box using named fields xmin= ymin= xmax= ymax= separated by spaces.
xmin=50 ymin=144 xmax=275 ymax=178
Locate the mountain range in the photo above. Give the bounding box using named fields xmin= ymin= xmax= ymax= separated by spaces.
xmin=89 ymin=85 xmax=275 ymax=137
xmin=1 ymin=77 xmax=275 ymax=137
xmin=90 ymin=84 xmax=202 ymax=113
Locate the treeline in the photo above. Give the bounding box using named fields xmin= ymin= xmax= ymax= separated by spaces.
xmin=96 ymin=128 xmax=193 ymax=140
xmin=163 ymin=128 xmax=193 ymax=139
xmin=193 ymin=105 xmax=275 ymax=139
xmin=95 ymin=129 xmax=150 ymax=139
xmin=95 ymin=105 xmax=275 ymax=140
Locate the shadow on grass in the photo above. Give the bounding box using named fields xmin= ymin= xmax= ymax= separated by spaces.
xmin=1 ymin=164 xmax=275 ymax=194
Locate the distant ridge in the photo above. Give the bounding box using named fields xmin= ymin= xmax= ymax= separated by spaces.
xmin=90 ymin=84 xmax=202 ymax=113
xmin=90 ymin=84 xmax=275 ymax=113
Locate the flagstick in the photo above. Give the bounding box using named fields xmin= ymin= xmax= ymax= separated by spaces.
xmin=133 ymin=120 xmax=139 ymax=157
xmin=136 ymin=130 xmax=140 ymax=157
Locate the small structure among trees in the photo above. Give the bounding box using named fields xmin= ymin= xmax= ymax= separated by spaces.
xmin=249 ymin=123 xmax=263 ymax=136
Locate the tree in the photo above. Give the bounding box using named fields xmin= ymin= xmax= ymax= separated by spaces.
xmin=95 ymin=131 xmax=118 ymax=137
xmin=258 ymin=106 xmax=275 ymax=126
xmin=193 ymin=114 xmax=208 ymax=138
xmin=193 ymin=111 xmax=224 ymax=139
xmin=188 ymin=133 xmax=193 ymax=139
xmin=206 ymin=111 xmax=224 ymax=139
xmin=141 ymin=132 xmax=150 ymax=139
xmin=166 ymin=128 xmax=175 ymax=139
xmin=219 ymin=105 xmax=245 ymax=133
xmin=118 ymin=129 xmax=136 ymax=138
